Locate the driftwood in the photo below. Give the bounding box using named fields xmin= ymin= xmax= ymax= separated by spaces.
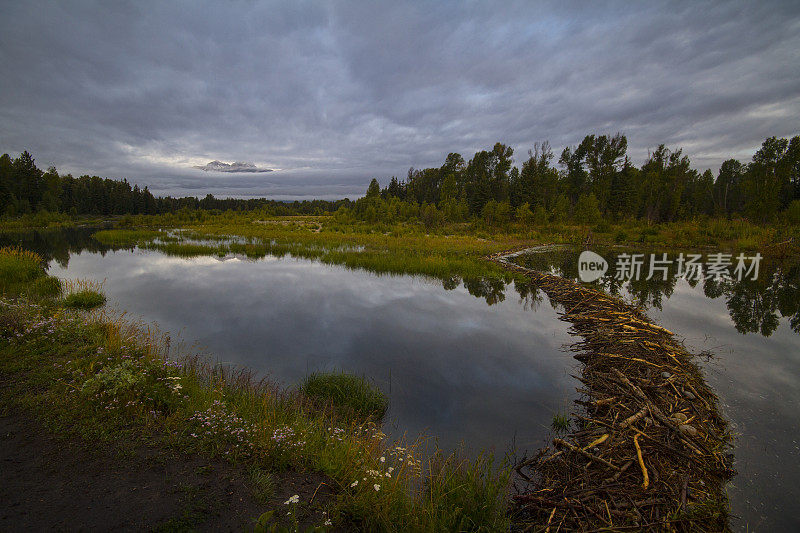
xmin=488 ymin=248 xmax=735 ymax=532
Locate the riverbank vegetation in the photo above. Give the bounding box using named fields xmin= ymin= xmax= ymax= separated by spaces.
xmin=301 ymin=372 xmax=389 ymax=423
xmin=0 ymin=247 xmax=512 ymax=531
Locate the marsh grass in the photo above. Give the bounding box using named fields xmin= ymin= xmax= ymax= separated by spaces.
xmin=301 ymin=372 xmax=388 ymax=422
xmin=61 ymin=278 xmax=106 ymax=309
xmin=103 ymin=212 xmax=794 ymax=301
xmin=0 ymin=246 xmax=45 ymax=286
xmin=421 ymin=452 xmax=511 ymax=531
xmin=0 ymin=246 xmax=62 ymax=299
xmin=0 ymin=268 xmax=513 ymax=531
xmin=142 ymin=242 xmax=227 ymax=257
xmin=551 ymin=413 xmax=570 ymax=433
xmin=92 ymin=229 xmax=161 ymax=246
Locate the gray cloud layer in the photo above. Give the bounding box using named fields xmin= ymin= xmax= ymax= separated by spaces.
xmin=1 ymin=0 xmax=798 ymax=199
xmin=194 ymin=161 xmax=273 ymax=173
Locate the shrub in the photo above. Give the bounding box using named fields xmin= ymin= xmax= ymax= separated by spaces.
xmin=785 ymin=200 xmax=800 ymax=225
xmin=593 ymin=220 xmax=611 ymax=233
xmin=515 ymin=202 xmax=534 ymax=225
xmin=482 ymin=200 xmax=511 ymax=227
xmin=533 ymin=206 xmax=549 ymax=225
xmin=574 ymin=194 xmax=601 ymax=224
xmin=301 ymin=371 xmax=388 ymax=421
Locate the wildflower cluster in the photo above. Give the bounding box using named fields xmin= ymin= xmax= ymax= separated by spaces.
xmin=187 ymin=400 xmax=257 ymax=457
xmin=327 ymin=426 xmax=346 ymax=441
xmin=272 ymin=426 xmax=306 ymax=449
xmin=348 ymin=448 xmax=409 ymax=493
xmin=80 ymin=358 xmax=186 ymax=416
xmin=389 ymin=446 xmax=422 ymax=475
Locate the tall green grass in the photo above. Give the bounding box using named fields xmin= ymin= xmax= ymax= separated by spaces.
xmin=0 ymin=246 xmax=60 ymax=298
xmin=60 ymin=278 xmax=106 ymax=309
xmin=301 ymin=372 xmax=388 ymax=422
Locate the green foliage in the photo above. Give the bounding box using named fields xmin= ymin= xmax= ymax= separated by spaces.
xmin=421 ymin=203 xmax=444 ymax=229
xmin=301 ymin=371 xmax=388 ymax=421
xmin=532 ymin=205 xmax=549 ymax=225
xmin=481 ymin=200 xmax=511 ymax=227
xmin=142 ymin=242 xmax=224 ymax=257
xmin=574 ymin=193 xmax=601 ymax=224
xmin=785 ymin=200 xmax=800 ymax=225
xmin=515 ymin=202 xmax=534 ymax=225
xmin=29 ymin=275 xmax=62 ymax=298
xmin=551 ymin=413 xmax=570 ymax=432
xmin=249 ymin=467 xmax=277 ymax=503
xmin=5 ymin=133 xmax=800 ymax=228
xmin=63 ymin=289 xmax=106 ymax=309
xmin=0 ymin=246 xmax=47 ymax=295
xmin=80 ymin=358 xmax=185 ymax=415
xmin=421 ymin=453 xmax=511 ymax=531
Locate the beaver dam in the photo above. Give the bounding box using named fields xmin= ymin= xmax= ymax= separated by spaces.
xmin=490 ymin=248 xmax=736 ymax=532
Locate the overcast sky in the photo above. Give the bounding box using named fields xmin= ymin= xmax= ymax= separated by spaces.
xmin=1 ymin=1 xmax=798 ymax=199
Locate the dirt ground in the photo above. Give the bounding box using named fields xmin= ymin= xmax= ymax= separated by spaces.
xmin=0 ymin=411 xmax=336 ymax=532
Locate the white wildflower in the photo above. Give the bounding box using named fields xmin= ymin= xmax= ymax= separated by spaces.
xmin=373 ymin=484 xmax=380 ymax=491
xmin=284 ymin=494 xmax=299 ymax=505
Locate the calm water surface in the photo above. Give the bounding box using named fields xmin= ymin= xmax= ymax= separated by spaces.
xmin=4 ymin=229 xmax=798 ymax=531
xmin=3 ymin=229 xmax=578 ymax=458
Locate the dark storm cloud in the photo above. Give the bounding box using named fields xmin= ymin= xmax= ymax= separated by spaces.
xmin=1 ymin=0 xmax=798 ymax=198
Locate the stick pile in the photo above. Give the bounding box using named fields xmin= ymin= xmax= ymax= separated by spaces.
xmin=489 ymin=249 xmax=735 ymax=532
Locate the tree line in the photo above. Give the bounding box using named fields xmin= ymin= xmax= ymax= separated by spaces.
xmin=0 ymin=151 xmax=349 ymax=218
xmin=348 ymin=134 xmax=800 ymax=226
xmin=2 ymin=133 xmax=799 ymax=225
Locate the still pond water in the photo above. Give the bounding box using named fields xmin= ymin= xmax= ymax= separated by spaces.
xmin=4 ymin=228 xmax=799 ymax=531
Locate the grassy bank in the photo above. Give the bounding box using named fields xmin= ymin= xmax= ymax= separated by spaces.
xmin=0 ymin=247 xmax=512 ymax=531
xmin=100 ymin=212 xmax=798 ymax=276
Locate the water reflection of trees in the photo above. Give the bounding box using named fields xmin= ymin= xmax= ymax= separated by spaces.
xmin=7 ymin=229 xmax=798 ymax=336
xmin=0 ymin=226 xmax=123 ymax=269
xmin=513 ymin=249 xmax=800 ymax=337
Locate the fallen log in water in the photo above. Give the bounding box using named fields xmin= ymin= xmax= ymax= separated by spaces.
xmin=488 ymin=248 xmax=735 ymax=532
